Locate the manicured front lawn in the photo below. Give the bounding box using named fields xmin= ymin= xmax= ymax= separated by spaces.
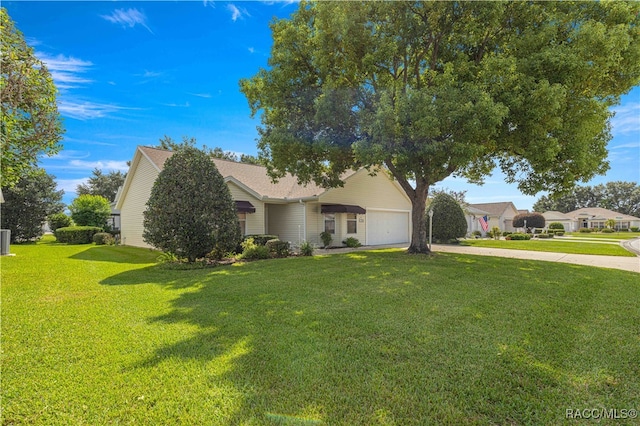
xmin=461 ymin=238 xmax=637 ymax=257
xmin=564 ymin=232 xmax=640 ymax=240
xmin=3 ymin=240 xmax=639 ymax=424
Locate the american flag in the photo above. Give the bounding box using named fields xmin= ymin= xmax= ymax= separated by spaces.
xmin=479 ymin=215 xmax=489 ymax=232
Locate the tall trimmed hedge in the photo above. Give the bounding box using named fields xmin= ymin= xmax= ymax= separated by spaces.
xmin=513 ymin=212 xmax=545 ymax=229
xmin=143 ymin=147 xmax=242 ymax=262
xmin=429 ymin=193 xmax=467 ymax=242
xmin=54 ymin=226 xmax=103 ymax=244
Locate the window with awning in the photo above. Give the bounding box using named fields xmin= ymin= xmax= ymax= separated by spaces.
xmin=235 ymin=200 xmax=256 ymax=213
xmin=320 ymin=204 xmax=366 ymax=214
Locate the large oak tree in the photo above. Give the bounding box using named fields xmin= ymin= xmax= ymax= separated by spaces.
xmin=1 ymin=8 xmax=63 ymax=188
xmin=241 ymin=1 xmax=640 ymax=253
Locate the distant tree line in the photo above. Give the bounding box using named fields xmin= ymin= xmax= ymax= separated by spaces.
xmin=533 ymin=181 xmax=640 ymax=217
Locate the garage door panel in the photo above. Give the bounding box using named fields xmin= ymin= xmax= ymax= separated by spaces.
xmin=367 ymin=210 xmax=410 ymax=245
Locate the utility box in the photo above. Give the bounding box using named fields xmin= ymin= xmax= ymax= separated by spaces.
xmin=1 ymin=229 xmax=11 ymax=255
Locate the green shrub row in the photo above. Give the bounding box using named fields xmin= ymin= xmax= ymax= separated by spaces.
xmin=55 ymin=226 xmax=103 ymax=244
xmin=244 ymin=234 xmax=279 ymax=246
xmin=631 ymin=227 xmax=640 ymax=232
xmin=536 ymin=233 xmax=554 ymax=239
xmin=505 ymin=233 xmax=532 ymax=240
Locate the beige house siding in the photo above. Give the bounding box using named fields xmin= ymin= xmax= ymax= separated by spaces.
xmin=227 ymin=182 xmax=265 ymax=235
xmin=266 ymin=203 xmax=306 ymax=244
xmin=120 ymin=155 xmax=158 ymax=249
xmin=315 ymin=170 xmax=411 ymax=246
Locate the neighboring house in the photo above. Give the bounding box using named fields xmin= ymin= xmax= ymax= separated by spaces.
xmin=115 ymin=146 xmax=413 ymax=249
xmin=467 ymin=202 xmax=520 ymax=233
xmin=562 ymin=207 xmax=640 ymax=230
xmin=463 ymin=205 xmax=491 ymax=235
xmin=541 ymin=210 xmax=576 ymax=232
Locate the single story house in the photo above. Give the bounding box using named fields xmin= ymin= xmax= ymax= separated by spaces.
xmin=549 ymin=207 xmax=640 ymax=231
xmin=115 ymin=146 xmax=413 ymax=249
xmin=463 ymin=205 xmax=491 ymax=235
xmin=467 ymin=202 xmax=520 ymax=233
xmin=541 ymin=210 xmax=576 ymax=232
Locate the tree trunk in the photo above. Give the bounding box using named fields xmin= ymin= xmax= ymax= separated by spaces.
xmin=407 ymin=183 xmax=430 ymax=254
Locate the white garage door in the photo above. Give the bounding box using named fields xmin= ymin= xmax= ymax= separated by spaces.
xmin=367 ymin=210 xmax=410 ymax=245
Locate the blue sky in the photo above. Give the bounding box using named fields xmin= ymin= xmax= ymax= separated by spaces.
xmin=6 ymin=1 xmax=640 ymax=210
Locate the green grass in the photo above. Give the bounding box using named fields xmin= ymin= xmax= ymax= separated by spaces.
xmin=461 ymin=238 xmax=637 ymax=257
xmin=3 ymin=238 xmax=640 ymax=425
xmin=564 ymin=232 xmax=640 ymax=240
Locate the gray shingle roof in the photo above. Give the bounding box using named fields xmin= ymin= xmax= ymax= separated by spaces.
xmin=139 ymin=146 xmax=355 ymax=200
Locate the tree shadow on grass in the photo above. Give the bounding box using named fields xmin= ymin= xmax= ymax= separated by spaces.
xmin=97 ymin=251 xmax=633 ymax=424
xmin=70 ymin=245 xmax=159 ymax=264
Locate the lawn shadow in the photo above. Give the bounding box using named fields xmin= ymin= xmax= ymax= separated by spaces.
xmin=70 ymin=245 xmax=159 ymax=264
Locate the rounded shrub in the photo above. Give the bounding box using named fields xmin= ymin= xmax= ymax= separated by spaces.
xmin=93 ymin=232 xmax=115 ymax=245
xmin=537 ymin=233 xmax=554 ymax=239
xmin=601 ymin=228 xmax=614 ymax=233
xmin=630 ymin=227 xmax=639 ymax=232
xmin=429 ymin=193 xmax=467 ymax=243
xmin=55 ymin=226 xmax=103 ymax=244
xmin=342 ymin=237 xmax=362 ymax=248
xmin=48 ymin=213 xmax=73 ymax=232
xmin=266 ymin=239 xmax=291 ymax=258
xmin=579 ymin=228 xmax=592 ymax=233
xmin=548 ymin=222 xmax=565 ymax=231
xmin=143 ymin=147 xmax=242 ymax=262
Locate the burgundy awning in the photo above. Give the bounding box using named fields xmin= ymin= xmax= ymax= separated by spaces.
xmin=321 ymin=204 xmax=366 ymax=214
xmin=235 ymin=200 xmax=256 ymax=213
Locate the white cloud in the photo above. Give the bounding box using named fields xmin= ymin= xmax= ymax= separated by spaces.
xmin=140 ymin=70 xmax=162 ymax=78
xmin=58 ymin=100 xmax=127 ymax=120
xmin=37 ymin=53 xmax=93 ymax=89
xmin=248 ymin=47 xmax=255 ymax=54
xmin=188 ymin=92 xmax=212 ymax=98
xmin=56 ymin=178 xmax=88 ymax=194
xmin=227 ymin=4 xmax=250 ymax=21
xmin=69 ymin=160 xmax=130 ymax=172
xmin=611 ymin=102 xmax=640 ymax=135
xmin=101 ymin=8 xmax=153 ymax=33
xmin=162 ymin=102 xmax=190 ymax=108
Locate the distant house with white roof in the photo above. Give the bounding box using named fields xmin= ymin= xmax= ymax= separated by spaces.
xmin=562 ymin=207 xmax=640 ymax=231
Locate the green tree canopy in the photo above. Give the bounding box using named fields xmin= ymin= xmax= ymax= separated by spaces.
xmin=142 ymin=146 xmax=242 ymax=262
xmin=241 ymin=1 xmax=640 ymax=253
xmin=0 ymin=168 xmax=64 ymax=242
xmin=1 ymin=8 xmax=64 ymax=188
xmin=69 ymin=194 xmax=111 ymax=228
xmin=76 ymin=168 xmax=126 ymax=202
xmin=513 ymin=212 xmax=546 ymax=230
xmin=157 ymin=135 xmax=261 ymax=165
xmin=533 ymin=181 xmax=640 ymax=217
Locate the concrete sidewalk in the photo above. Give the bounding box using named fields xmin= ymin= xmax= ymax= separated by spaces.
xmin=431 ymin=244 xmax=640 ymax=274
xmin=315 ymin=243 xmax=640 ymax=273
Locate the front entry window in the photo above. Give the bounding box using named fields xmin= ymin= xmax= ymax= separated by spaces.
xmin=324 ymin=214 xmax=335 ymax=234
xmin=238 ymin=212 xmax=247 ymax=235
xmin=347 ymin=213 xmax=357 ymax=234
